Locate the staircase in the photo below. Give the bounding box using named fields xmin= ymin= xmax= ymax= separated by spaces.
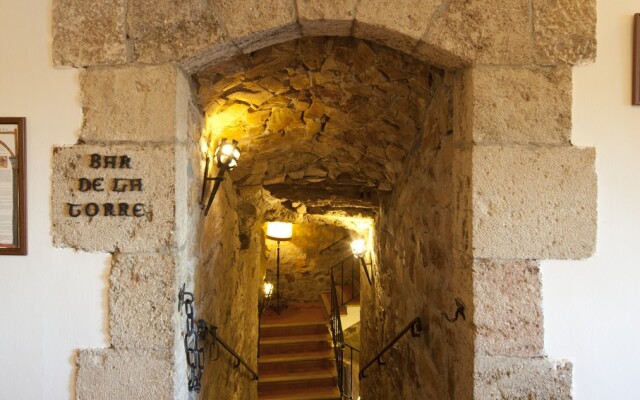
xmin=258 ymin=302 xmax=341 ymax=400
xmin=320 ymin=284 xmax=361 ymax=331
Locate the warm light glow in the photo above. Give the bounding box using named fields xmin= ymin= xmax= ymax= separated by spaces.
xmin=351 ymin=239 xmax=367 ymax=258
xmin=266 ymin=222 xmax=293 ymax=241
xmin=263 ymin=282 xmax=274 ymax=297
xmin=215 ymin=138 xmax=240 ymax=169
xmin=199 ymin=136 xmax=209 ymax=155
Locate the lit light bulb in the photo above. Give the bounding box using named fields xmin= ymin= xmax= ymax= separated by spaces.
xmin=266 ymin=222 xmax=293 ymax=241
xmin=264 ymin=282 xmax=274 ymax=297
xmin=215 ymin=138 xmax=240 ymax=169
xmin=351 ymin=239 xmax=367 ymax=258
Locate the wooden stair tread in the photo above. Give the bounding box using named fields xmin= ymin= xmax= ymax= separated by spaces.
xmin=262 ymin=302 xmax=328 ymax=325
xmin=259 ymin=386 xmax=341 ymax=400
xmin=261 ymin=320 xmax=327 ymax=329
xmin=259 ymin=350 xmax=334 ymax=364
xmin=260 ymin=333 xmax=331 ymax=345
xmin=260 ymin=369 xmax=337 ymax=383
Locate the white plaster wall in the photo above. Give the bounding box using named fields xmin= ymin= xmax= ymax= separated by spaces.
xmin=0 ymin=1 xmax=109 ymax=400
xmin=542 ymin=1 xmax=640 ymax=399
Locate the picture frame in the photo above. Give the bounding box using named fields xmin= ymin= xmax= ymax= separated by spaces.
xmin=634 ymin=14 xmax=640 ymax=105
xmin=0 ymin=117 xmax=27 ymax=255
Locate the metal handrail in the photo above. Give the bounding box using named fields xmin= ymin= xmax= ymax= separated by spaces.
xmin=358 ymin=317 xmax=422 ymax=379
xmin=329 ymin=271 xmax=345 ymax=397
xmin=343 ymin=342 xmax=360 ymax=400
xmin=319 ymin=234 xmax=350 ymax=255
xmin=330 ymin=255 xmax=360 ymax=307
xmin=344 ymin=342 xmax=360 ymax=352
xmin=207 ymin=325 xmax=259 ymax=381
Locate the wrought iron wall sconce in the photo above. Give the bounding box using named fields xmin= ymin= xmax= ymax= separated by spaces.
xmin=264 ymin=222 xmax=293 ymax=314
xmin=351 ymin=239 xmax=373 ymax=285
xmin=442 ymin=297 xmax=466 ymax=323
xmin=200 ymin=138 xmax=240 ymax=216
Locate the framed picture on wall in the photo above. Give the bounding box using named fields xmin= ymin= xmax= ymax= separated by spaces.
xmin=634 ymin=14 xmax=640 ymax=105
xmin=0 ymin=117 xmax=27 ymax=255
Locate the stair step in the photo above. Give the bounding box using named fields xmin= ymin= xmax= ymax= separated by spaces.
xmin=261 ymin=323 xmax=328 ymax=338
xmin=259 ymin=350 xmax=334 ymax=364
xmin=259 ymin=370 xmax=338 ymax=395
xmin=257 ymin=302 xmax=341 ymax=400
xmin=259 ymin=386 xmax=341 ymax=400
xmin=261 ymin=302 xmax=327 ymax=326
xmin=259 ymin=358 xmax=335 ymax=375
xmin=260 ymin=369 xmax=336 ymax=384
xmin=260 ymin=333 xmax=331 ymax=345
xmin=259 ymin=340 xmax=332 ymax=356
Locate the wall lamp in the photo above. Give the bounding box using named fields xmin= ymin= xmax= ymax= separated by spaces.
xmin=200 ymin=138 xmax=240 ymax=216
xmin=258 ymin=282 xmax=274 ymax=320
xmin=351 ymin=239 xmax=373 ymax=285
xmin=265 ymin=222 xmax=293 ymax=314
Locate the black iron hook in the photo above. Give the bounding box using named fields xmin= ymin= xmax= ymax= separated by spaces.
xmin=411 ymin=319 xmax=423 ymax=337
xmin=178 ymin=283 xmax=194 ymax=312
xmin=442 ymin=298 xmax=466 ymax=323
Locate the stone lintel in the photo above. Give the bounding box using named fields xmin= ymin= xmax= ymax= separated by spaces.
xmin=472 ymin=145 xmax=596 ymax=260
xmin=213 ymin=0 xmax=301 ymax=53
xmin=297 ymin=0 xmax=358 ymax=37
xmin=353 ymin=0 xmax=442 ymax=54
xmin=127 ymin=0 xmax=232 ymax=65
xmin=421 ymin=0 xmax=533 ymax=66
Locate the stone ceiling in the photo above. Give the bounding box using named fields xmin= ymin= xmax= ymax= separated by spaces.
xmin=195 ymin=37 xmax=440 ymax=208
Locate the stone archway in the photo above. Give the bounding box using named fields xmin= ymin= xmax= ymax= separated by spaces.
xmin=51 ymin=1 xmax=597 ymax=399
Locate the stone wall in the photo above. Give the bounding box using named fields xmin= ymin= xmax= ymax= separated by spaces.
xmin=197 ymin=177 xmax=260 ymax=400
xmin=50 ymin=64 xmax=202 ymax=399
xmin=263 ymin=222 xmax=354 ymax=302
xmin=360 ymin=70 xmax=475 ymax=399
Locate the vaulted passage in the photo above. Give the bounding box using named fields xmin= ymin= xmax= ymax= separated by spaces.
xmin=194 ymin=36 xmax=470 ymax=399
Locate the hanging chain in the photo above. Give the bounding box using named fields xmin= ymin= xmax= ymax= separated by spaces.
xmin=178 ymin=284 xmax=259 ymax=391
xmin=179 ymin=284 xmax=209 ymax=392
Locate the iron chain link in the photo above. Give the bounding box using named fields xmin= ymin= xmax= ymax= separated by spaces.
xmin=179 ymin=286 xmax=210 ymax=392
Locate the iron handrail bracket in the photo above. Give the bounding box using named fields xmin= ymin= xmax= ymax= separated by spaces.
xmin=358 ymin=317 xmax=423 ymax=380
xmin=209 ymin=326 xmax=259 ymax=381
xmin=344 ymin=342 xmax=360 ymax=353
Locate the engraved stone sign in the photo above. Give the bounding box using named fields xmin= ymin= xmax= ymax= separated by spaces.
xmin=52 ymin=144 xmax=176 ymax=252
